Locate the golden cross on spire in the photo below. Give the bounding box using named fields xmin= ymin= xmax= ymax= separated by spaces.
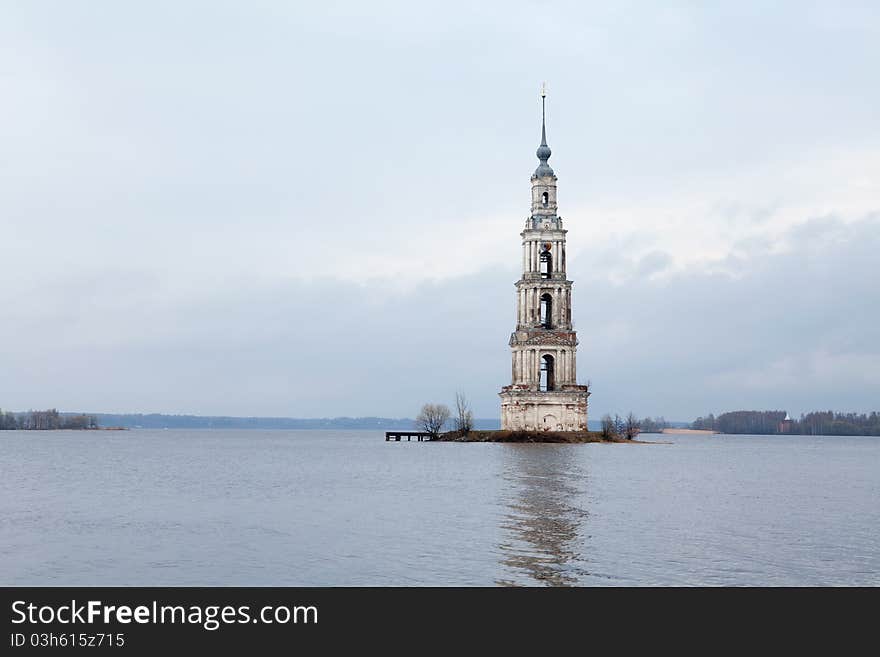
xmin=540 ymin=81 xmax=547 ymax=98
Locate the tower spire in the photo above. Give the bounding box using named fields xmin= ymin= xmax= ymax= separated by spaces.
xmin=534 ymin=82 xmax=554 ymax=178
xmin=541 ymin=82 xmax=547 ymax=146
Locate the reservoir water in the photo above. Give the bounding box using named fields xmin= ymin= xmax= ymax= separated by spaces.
xmin=1 ymin=430 xmax=878 ymax=586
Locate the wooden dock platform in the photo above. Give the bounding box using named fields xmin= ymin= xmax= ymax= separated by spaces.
xmin=385 ymin=431 xmax=432 ymax=442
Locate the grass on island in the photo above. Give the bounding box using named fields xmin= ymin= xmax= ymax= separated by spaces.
xmin=436 ymin=429 xmax=642 ymax=443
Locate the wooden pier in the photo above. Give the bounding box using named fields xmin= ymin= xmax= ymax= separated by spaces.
xmin=385 ymin=431 xmax=432 ymax=442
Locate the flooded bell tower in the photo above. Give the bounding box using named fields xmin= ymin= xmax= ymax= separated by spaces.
xmin=499 ymin=86 xmax=590 ymax=431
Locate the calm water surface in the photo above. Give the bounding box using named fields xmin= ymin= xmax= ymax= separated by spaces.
xmin=1 ymin=430 xmax=878 ymax=586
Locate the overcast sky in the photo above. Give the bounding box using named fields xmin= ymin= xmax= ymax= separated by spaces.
xmin=1 ymin=2 xmax=878 ymax=420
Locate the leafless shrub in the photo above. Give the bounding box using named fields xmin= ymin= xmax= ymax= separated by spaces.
xmin=454 ymin=392 xmax=474 ymax=434
xmin=416 ymin=403 xmax=451 ymax=439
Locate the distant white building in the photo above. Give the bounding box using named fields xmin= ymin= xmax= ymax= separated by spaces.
xmin=499 ymin=90 xmax=590 ymax=432
xmin=779 ymin=412 xmax=794 ymax=433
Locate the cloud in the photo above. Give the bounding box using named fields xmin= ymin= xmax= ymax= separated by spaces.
xmin=636 ymin=251 xmax=673 ymax=278
xmin=578 ymin=215 xmax=880 ymax=418
xmin=2 ymin=214 xmax=877 ymax=420
xmin=1 ymin=3 xmax=879 ymax=418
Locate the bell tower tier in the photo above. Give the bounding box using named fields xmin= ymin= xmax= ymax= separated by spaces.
xmin=499 ymin=88 xmax=590 ymax=432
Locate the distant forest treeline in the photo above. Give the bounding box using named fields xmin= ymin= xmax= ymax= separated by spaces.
xmin=0 ymin=412 xmax=505 ymax=431
xmin=6 ymin=408 xmax=875 ymax=435
xmin=0 ymin=409 xmax=99 ymax=430
xmin=691 ymin=410 xmax=880 ymax=436
xmin=638 ymin=416 xmax=672 ymax=433
xmin=92 ymin=414 xmax=427 ymax=430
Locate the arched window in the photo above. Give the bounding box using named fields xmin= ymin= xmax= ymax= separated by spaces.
xmin=542 ymin=191 xmax=549 ymax=207
xmin=540 ymin=293 xmax=552 ymax=329
xmin=539 ymin=354 xmax=555 ymax=392
xmin=539 ymin=248 xmax=551 ymax=279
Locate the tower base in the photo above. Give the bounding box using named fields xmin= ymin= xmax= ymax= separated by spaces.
xmin=499 ymin=386 xmax=589 ymax=432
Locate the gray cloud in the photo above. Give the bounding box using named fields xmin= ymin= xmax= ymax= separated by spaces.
xmin=1 ymin=3 xmax=879 ymax=420
xmin=635 ymin=251 xmax=673 ymax=278
xmin=2 ymin=216 xmax=878 ymax=420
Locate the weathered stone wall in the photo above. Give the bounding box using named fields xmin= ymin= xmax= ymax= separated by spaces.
xmin=499 ymin=388 xmax=589 ymax=432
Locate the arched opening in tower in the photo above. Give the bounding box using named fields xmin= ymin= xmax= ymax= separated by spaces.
xmin=539 ymin=248 xmax=552 ymax=279
xmin=542 ymin=191 xmax=549 ymax=207
xmin=540 ymin=293 xmax=553 ymax=329
xmin=539 ymin=354 xmax=555 ymax=392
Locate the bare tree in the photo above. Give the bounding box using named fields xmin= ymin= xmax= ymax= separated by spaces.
xmin=453 ymin=391 xmax=474 ymax=435
xmin=625 ymin=412 xmax=640 ymax=440
xmin=601 ymin=414 xmax=616 ymax=440
xmin=614 ymin=414 xmax=625 ymax=438
xmin=416 ymin=403 xmax=451 ymax=439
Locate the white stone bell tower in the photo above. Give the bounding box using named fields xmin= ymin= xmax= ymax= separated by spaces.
xmin=499 ymin=87 xmax=590 ymax=432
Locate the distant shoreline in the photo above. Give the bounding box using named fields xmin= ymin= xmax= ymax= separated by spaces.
xmin=0 ymin=427 xmax=129 ymax=432
xmin=661 ymin=428 xmax=718 ymax=435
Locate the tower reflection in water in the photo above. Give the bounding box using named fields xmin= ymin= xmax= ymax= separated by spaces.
xmin=497 ymin=444 xmax=590 ymax=586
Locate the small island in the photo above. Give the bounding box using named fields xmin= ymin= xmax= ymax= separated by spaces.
xmin=403 ymin=399 xmax=647 ymax=444
xmin=435 ymin=429 xmax=636 ymax=444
